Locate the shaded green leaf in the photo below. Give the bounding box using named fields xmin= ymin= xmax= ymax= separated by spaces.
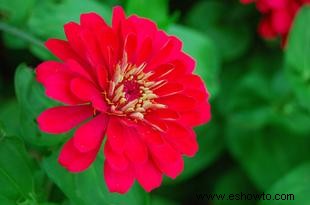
xmin=213 ymin=168 xmax=256 ymax=205
xmin=14 ymin=64 xmax=66 ymax=147
xmin=0 ymin=99 xmax=20 ymax=137
xmin=0 ymin=135 xmax=35 ymax=202
xmin=43 ymin=152 xmax=148 ymax=205
xmin=185 ymin=0 xmax=252 ymax=61
xmin=227 ymin=122 xmax=310 ymax=191
xmin=260 ymin=162 xmax=310 ymax=205
xmin=151 ymin=195 xmax=177 ymax=205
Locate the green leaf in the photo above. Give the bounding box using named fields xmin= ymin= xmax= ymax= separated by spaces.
xmin=185 ymin=0 xmax=252 ymax=61
xmin=0 ymin=99 xmax=20 ymax=137
xmin=167 ymin=24 xmax=220 ymax=97
xmin=28 ymin=0 xmax=111 ymax=40
xmin=0 ymin=195 xmax=15 ymax=205
xmin=0 ymin=135 xmax=35 ymax=202
xmin=0 ymin=0 xmax=35 ymax=25
xmin=260 ymin=162 xmax=310 ymax=205
xmin=126 ymin=0 xmax=169 ymax=28
xmin=213 ymin=168 xmax=256 ymax=205
xmin=42 ymin=152 xmax=148 ymax=205
xmin=227 ymin=121 xmax=310 ymax=191
xmin=223 ymin=60 xmax=310 ymax=190
xmin=285 ymin=6 xmax=310 ymax=112
xmin=14 ymin=64 xmax=66 ymax=147
xmin=25 ymin=0 xmax=111 ymax=60
xmin=151 ymin=196 xmax=177 ymax=205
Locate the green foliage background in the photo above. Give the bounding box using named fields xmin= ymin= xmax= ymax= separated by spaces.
xmin=0 ymin=0 xmax=309 ymax=204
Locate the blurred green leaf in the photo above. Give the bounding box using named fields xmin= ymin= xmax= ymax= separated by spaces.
xmin=0 ymin=0 xmax=36 ymax=50
xmin=28 ymin=0 xmax=111 ymax=40
xmin=126 ymin=0 xmax=169 ymax=28
xmin=0 ymin=195 xmax=15 ymax=205
xmin=185 ymin=0 xmax=252 ymax=61
xmin=14 ymin=64 xmax=66 ymax=147
xmin=213 ymin=168 xmax=256 ymax=205
xmin=43 ymin=152 xmax=148 ymax=205
xmin=168 ymin=24 xmax=220 ymax=97
xmin=285 ymin=6 xmax=310 ymax=112
xmin=225 ymin=64 xmax=310 ymax=190
xmin=150 ymin=196 xmax=177 ymax=205
xmin=0 ymin=99 xmax=20 ymax=137
xmin=26 ymin=0 xmax=111 ymax=60
xmin=0 ymin=135 xmax=35 ymax=202
xmin=227 ymin=122 xmax=310 ymax=191
xmin=260 ymin=162 xmax=310 ymax=205
xmin=0 ymin=0 xmax=35 ymax=25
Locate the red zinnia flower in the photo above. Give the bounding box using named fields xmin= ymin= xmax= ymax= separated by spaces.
xmin=36 ymin=6 xmax=211 ymax=193
xmin=240 ymin=0 xmax=310 ymax=45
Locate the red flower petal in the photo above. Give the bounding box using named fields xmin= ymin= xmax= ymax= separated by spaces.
xmin=134 ymin=159 xmax=162 ymax=192
xmin=104 ymin=141 xmax=129 ymax=172
xmin=156 ymin=94 xmax=196 ymax=111
xmin=59 ymin=137 xmax=100 ymax=172
xmin=258 ymin=17 xmax=277 ymax=39
xmin=95 ymin=64 xmax=109 ymax=90
xmin=70 ymin=77 xmax=107 ymax=111
xmin=44 ymin=73 xmax=81 ymax=105
xmin=66 ymin=59 xmax=93 ymax=82
xmin=45 ymin=39 xmax=79 ymax=61
xmin=37 ymin=105 xmax=93 ymax=134
xmin=36 ymin=61 xmax=64 ymax=84
xmin=73 ymin=113 xmax=108 ymax=152
xmin=123 ymin=126 xmax=148 ymax=164
xmin=112 ymin=6 xmax=126 ymax=31
xmin=150 ymin=142 xmax=184 ymax=178
xmin=64 ymin=22 xmax=85 ymax=59
xmin=153 ymin=82 xmax=183 ymax=97
xmin=164 ymin=122 xmax=198 ymax=157
xmin=80 ymin=12 xmax=108 ymax=30
xmin=179 ymin=101 xmax=211 ymax=126
xmin=106 ymin=118 xmax=127 ymax=154
xmin=124 ymin=33 xmax=138 ymax=63
xmin=104 ymin=160 xmax=134 ymax=194
xmin=271 ymin=9 xmax=292 ymax=34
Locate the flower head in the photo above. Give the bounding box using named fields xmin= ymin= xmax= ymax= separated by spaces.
xmin=241 ymin=0 xmax=310 ymax=45
xmin=37 ymin=6 xmax=211 ymax=193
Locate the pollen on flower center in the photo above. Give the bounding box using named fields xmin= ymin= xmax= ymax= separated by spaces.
xmin=104 ymin=56 xmax=167 ymax=120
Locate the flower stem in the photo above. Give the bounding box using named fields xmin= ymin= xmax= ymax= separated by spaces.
xmin=0 ymin=22 xmax=45 ymax=49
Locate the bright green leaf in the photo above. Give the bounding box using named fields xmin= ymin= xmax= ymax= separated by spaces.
xmin=285 ymin=6 xmax=310 ymax=112
xmin=126 ymin=0 xmax=169 ymax=28
xmin=0 ymin=0 xmax=35 ymax=25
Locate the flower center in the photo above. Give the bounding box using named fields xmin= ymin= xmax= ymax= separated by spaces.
xmin=104 ymin=57 xmax=166 ymax=121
